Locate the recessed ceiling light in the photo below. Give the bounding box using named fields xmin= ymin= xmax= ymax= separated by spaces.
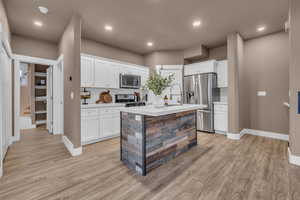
xmin=38 ymin=6 xmax=48 ymax=14
xmin=34 ymin=21 xmax=43 ymax=27
xmin=104 ymin=25 xmax=113 ymax=31
xmin=192 ymin=20 xmax=201 ymax=28
xmin=147 ymin=42 xmax=153 ymax=47
xmin=257 ymin=26 xmax=266 ymax=32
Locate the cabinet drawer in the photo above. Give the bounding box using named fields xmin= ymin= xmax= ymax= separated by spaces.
xmin=99 ymin=108 xmax=121 ymax=115
xmin=214 ymin=105 xmax=228 ymax=112
xmin=81 ymin=108 xmax=99 ymax=117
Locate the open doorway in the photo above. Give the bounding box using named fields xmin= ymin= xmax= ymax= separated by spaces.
xmin=13 ymin=55 xmax=64 ymax=142
xmin=19 ymin=63 xmax=50 ymax=131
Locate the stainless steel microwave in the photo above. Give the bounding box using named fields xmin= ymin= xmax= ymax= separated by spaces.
xmin=120 ymin=74 xmax=141 ymax=89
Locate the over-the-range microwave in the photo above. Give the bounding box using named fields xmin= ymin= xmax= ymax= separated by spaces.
xmin=119 ymin=74 xmax=141 ymax=89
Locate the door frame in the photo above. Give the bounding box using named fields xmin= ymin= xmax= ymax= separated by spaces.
xmin=0 ymin=23 xmax=13 ymax=178
xmin=13 ymin=54 xmax=57 ymax=142
xmin=52 ymin=55 xmax=64 ymax=135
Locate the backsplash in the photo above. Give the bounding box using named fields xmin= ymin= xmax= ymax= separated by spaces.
xmin=80 ymin=87 xmax=143 ymax=104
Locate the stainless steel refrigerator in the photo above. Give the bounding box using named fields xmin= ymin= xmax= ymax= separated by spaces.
xmin=184 ymin=73 xmax=220 ymax=133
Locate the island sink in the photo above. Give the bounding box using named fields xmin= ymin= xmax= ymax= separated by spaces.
xmin=120 ymin=104 xmax=205 ymax=175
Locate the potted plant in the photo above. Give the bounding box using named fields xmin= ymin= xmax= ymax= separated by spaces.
xmin=145 ymin=72 xmax=174 ymax=106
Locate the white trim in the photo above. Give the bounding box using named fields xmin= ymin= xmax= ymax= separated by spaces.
xmin=13 ymin=54 xmax=56 ymax=66
xmin=81 ymin=134 xmax=119 ymax=146
xmin=13 ymin=60 xmax=21 ymax=142
xmin=13 ymin=55 xmax=56 ymax=142
xmin=215 ymin=130 xmax=227 ymax=135
xmin=226 ymin=132 xmax=241 ymax=140
xmin=62 ymin=136 xmax=82 ymax=156
xmin=241 ymin=129 xmax=289 ymax=141
xmin=288 ymin=147 xmax=300 ymax=166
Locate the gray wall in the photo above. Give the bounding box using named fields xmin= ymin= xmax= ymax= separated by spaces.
xmin=289 ymin=0 xmax=300 ymax=156
xmin=227 ymin=33 xmax=243 ymax=134
xmin=81 ymin=39 xmax=144 ymax=65
xmin=58 ymin=14 xmax=82 ymax=148
xmin=144 ymin=50 xmax=184 ymax=73
xmin=244 ymin=32 xmax=289 ymax=134
xmin=11 ymin=34 xmax=58 ymax=60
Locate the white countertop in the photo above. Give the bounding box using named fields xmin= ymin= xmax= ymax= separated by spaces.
xmin=120 ymin=104 xmax=206 ymax=116
xmin=81 ymin=103 xmax=126 ymax=109
xmin=213 ymin=102 xmax=228 ymax=105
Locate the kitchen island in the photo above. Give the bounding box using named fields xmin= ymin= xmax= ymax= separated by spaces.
xmin=120 ymin=104 xmax=206 ymax=175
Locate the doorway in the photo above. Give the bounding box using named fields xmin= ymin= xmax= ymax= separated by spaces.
xmin=13 ymin=55 xmax=64 ymax=142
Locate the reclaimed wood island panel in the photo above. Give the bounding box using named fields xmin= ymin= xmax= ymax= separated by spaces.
xmin=120 ymin=105 xmax=204 ymax=176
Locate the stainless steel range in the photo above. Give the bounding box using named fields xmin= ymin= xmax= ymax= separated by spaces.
xmin=115 ymin=94 xmax=146 ymax=107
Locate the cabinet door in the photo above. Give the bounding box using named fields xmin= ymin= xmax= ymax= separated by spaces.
xmin=214 ymin=111 xmax=228 ymax=132
xmin=100 ymin=110 xmax=121 ymax=138
xmin=94 ymin=60 xmax=108 ymax=88
xmin=85 ymin=116 xmax=100 ymax=141
xmin=94 ymin=60 xmax=119 ymax=89
xmin=100 ymin=116 xmax=115 ymax=138
xmin=81 ymin=56 xmax=94 ymax=87
xmin=217 ymin=60 xmax=228 ymax=88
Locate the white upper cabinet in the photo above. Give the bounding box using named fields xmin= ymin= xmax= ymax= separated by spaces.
xmin=216 ymin=60 xmax=228 ymax=88
xmin=94 ymin=60 xmax=119 ymax=89
xmin=81 ymin=54 xmax=148 ymax=89
xmin=184 ymin=60 xmax=217 ymax=76
xmin=81 ymin=56 xmax=95 ymax=87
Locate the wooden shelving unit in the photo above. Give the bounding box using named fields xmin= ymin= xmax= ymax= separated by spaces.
xmin=34 ymin=64 xmax=49 ymax=128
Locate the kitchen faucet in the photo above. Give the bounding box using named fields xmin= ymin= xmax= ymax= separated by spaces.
xmin=169 ymin=83 xmax=183 ymax=105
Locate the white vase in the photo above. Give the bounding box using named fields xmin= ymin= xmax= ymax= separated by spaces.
xmin=153 ymin=94 xmax=164 ymax=107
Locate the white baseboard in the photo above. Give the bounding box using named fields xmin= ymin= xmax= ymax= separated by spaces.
xmin=242 ymin=129 xmax=289 ymax=141
xmin=226 ymin=132 xmax=241 ymax=140
xmin=62 ymin=136 xmax=82 ymax=156
xmin=81 ymin=134 xmax=119 ymax=146
xmin=288 ymin=147 xmax=300 ymax=166
xmin=215 ymin=130 xmax=227 ymax=135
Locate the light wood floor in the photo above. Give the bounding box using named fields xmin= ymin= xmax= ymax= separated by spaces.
xmin=1 ymin=129 xmax=300 ymax=200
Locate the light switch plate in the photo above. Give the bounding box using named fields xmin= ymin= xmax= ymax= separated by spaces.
xmin=70 ymin=91 xmax=74 ymax=99
xmin=257 ymin=91 xmax=267 ymax=97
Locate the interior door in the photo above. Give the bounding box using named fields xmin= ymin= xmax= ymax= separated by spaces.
xmin=46 ymin=67 xmax=53 ymax=133
xmin=53 ymin=57 xmax=64 ymax=134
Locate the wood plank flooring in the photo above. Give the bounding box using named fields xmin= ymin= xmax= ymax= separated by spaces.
xmin=0 ymin=128 xmax=300 ymax=200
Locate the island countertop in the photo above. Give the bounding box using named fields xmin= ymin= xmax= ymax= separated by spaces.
xmin=119 ymin=104 xmax=206 ymax=116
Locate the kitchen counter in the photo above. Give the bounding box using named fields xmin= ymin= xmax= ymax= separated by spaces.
xmin=81 ymin=103 xmax=125 ymax=109
xmin=120 ymin=104 xmax=201 ymax=175
xmin=119 ymin=104 xmax=206 ymax=116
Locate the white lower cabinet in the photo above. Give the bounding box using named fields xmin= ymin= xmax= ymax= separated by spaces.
xmin=214 ymin=104 xmax=228 ymax=134
xmin=81 ymin=106 xmax=123 ymax=145
xmin=85 ymin=116 xmax=100 ymax=142
xmin=100 ymin=114 xmax=120 ymax=138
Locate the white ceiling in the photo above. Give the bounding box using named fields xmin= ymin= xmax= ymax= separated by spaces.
xmin=4 ymin=0 xmax=289 ymax=54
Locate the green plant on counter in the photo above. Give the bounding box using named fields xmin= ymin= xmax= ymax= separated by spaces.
xmin=145 ymin=72 xmax=174 ymax=96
